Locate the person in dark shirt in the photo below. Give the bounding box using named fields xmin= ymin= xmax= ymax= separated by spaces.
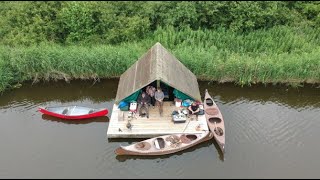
xmin=188 ymin=101 xmax=200 ymax=120
xmin=146 ymin=85 xmax=156 ymax=106
xmin=137 ymin=92 xmax=151 ymax=118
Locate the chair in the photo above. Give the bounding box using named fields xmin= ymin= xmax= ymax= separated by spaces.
xmin=62 ymin=108 xmax=69 ymax=115
xmin=128 ymin=101 xmax=138 ymax=119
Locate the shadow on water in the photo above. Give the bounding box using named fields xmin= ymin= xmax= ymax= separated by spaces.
xmin=0 ymin=79 xmax=318 ymax=110
xmin=198 ymin=81 xmax=320 ymax=109
xmin=0 ymin=79 xmax=119 ymax=106
xmin=41 ymin=114 xmax=109 ymax=125
xmin=112 ymin=138 xmax=225 ymax=162
xmin=212 ymin=139 xmax=225 ymax=161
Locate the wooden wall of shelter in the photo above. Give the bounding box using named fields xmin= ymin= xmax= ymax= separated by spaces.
xmin=115 ymin=42 xmax=201 ymax=103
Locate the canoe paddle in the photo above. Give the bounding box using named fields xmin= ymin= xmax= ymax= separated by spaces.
xmin=182 ymin=116 xmax=191 ymax=133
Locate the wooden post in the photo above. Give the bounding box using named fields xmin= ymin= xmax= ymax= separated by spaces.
xmin=157 ymin=80 xmax=160 ymax=89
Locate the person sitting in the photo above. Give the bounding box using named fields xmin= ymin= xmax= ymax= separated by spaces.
xmin=155 ymin=87 xmax=164 ymax=116
xmin=146 ymin=85 xmax=156 ymax=106
xmin=137 ymin=91 xmax=151 ymax=118
xmin=188 ymin=101 xmax=200 ymax=120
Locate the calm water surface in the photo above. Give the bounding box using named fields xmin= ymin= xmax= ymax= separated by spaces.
xmin=0 ymin=79 xmax=319 ymax=178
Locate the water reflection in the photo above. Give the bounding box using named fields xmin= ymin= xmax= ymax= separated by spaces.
xmin=41 ymin=114 xmax=109 ymax=125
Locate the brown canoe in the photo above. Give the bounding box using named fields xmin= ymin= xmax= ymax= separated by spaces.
xmin=115 ymin=131 xmax=213 ymax=156
xmin=203 ymin=89 xmax=225 ymax=153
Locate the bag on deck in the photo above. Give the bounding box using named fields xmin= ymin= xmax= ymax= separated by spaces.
xmin=119 ymin=101 xmax=129 ymax=111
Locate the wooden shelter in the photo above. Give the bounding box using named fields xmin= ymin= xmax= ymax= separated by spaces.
xmin=107 ymin=42 xmax=208 ymax=138
xmin=115 ymin=42 xmax=201 ymax=103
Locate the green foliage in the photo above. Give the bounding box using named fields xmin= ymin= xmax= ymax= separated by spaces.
xmin=103 ymin=15 xmax=151 ymax=44
xmin=58 ymin=2 xmax=100 ymax=43
xmin=0 ymin=1 xmax=319 ymax=45
xmin=1 ymin=2 xmax=63 ymax=46
xmin=301 ymin=1 xmax=320 ymax=26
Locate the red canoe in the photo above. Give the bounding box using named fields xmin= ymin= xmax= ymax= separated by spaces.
xmin=38 ymin=106 xmax=108 ymax=120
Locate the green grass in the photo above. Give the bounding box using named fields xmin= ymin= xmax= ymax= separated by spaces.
xmin=0 ymin=25 xmax=319 ymax=93
xmin=152 ymin=25 xmax=320 ymax=86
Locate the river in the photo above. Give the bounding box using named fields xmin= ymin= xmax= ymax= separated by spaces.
xmin=0 ymin=79 xmax=319 ymax=178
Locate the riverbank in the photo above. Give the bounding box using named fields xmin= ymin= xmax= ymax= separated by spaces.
xmin=0 ymin=26 xmax=319 ymax=93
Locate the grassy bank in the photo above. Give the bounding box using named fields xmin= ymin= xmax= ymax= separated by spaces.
xmin=0 ymin=43 xmax=147 ymax=93
xmin=0 ymin=26 xmax=320 ymax=93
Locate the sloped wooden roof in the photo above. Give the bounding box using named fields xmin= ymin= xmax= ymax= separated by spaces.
xmin=115 ymin=42 xmax=201 ymax=103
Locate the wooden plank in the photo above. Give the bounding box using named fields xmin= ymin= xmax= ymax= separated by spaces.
xmin=107 ymin=101 xmax=209 ymax=138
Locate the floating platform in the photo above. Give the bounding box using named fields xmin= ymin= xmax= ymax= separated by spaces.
xmin=107 ymin=101 xmax=209 ymax=138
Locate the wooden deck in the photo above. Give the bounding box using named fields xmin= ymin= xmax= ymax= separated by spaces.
xmin=107 ymin=101 xmax=209 ymax=138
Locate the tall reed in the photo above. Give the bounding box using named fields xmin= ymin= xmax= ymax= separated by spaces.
xmin=0 ymin=25 xmax=319 ymax=93
xmin=151 ymin=25 xmax=320 ymax=86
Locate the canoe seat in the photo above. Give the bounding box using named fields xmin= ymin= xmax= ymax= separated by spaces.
xmin=154 ymin=139 xmax=161 ymax=149
xmin=62 ymin=108 xmax=68 ymax=115
xmin=154 ymin=138 xmax=165 ymax=149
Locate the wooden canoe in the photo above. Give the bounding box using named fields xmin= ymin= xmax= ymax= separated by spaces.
xmin=115 ymin=131 xmax=213 ymax=156
xmin=38 ymin=106 xmax=108 ymax=120
xmin=203 ymin=89 xmax=225 ymax=153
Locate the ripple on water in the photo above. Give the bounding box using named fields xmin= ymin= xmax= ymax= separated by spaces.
xmin=226 ymin=99 xmax=270 ymax=145
xmin=1 ymin=99 xmax=40 ymax=112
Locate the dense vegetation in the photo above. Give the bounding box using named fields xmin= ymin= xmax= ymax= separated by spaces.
xmin=0 ymin=1 xmax=320 ymax=92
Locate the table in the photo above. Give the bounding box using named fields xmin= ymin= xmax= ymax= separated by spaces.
xmin=172 ymin=114 xmax=187 ymax=123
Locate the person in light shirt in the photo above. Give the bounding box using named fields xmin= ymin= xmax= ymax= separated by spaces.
xmin=155 ymin=87 xmax=164 ymax=116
